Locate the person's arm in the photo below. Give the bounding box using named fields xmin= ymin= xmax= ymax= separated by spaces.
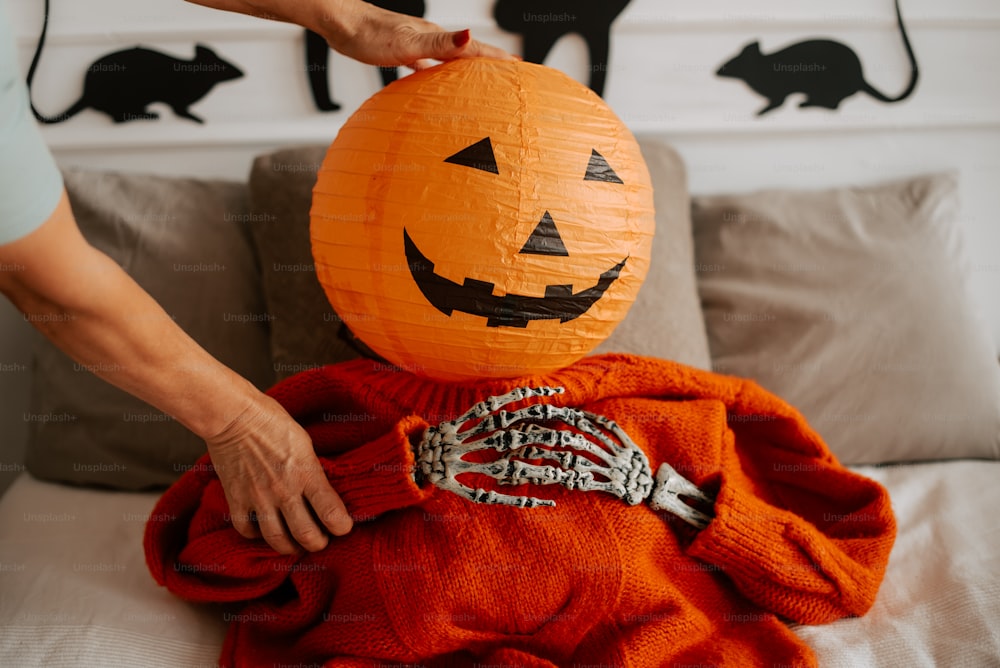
xmin=184 ymin=0 xmax=513 ymax=68
xmin=0 ymin=191 xmax=353 ymax=555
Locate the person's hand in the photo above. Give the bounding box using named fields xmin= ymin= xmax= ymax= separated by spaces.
xmin=319 ymin=0 xmax=515 ymax=71
xmin=204 ymin=392 xmax=353 ymax=555
xmin=186 ymin=0 xmax=516 ymax=69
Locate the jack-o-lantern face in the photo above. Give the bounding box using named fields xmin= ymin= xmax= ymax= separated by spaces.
xmin=311 ymin=60 xmax=654 ymax=381
xmin=406 ymin=140 xmax=628 ymax=328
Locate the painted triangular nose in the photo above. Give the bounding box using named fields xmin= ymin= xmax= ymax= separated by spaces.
xmin=519 ymin=211 xmax=569 ymax=256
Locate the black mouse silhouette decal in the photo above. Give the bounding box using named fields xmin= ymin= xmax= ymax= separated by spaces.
xmin=305 ymin=0 xmax=425 ymax=112
xmin=492 ymin=0 xmax=632 ymax=97
xmin=27 ymin=0 xmax=243 ymax=123
xmin=717 ymin=0 xmax=918 ymax=116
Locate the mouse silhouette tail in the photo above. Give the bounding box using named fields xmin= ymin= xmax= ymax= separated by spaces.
xmin=25 ymin=0 xmax=85 ymax=123
xmin=862 ymin=0 xmax=919 ymax=103
xmin=34 ymin=99 xmax=87 ymax=124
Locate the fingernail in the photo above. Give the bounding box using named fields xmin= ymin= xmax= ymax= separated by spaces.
xmin=453 ymin=29 xmax=471 ymax=48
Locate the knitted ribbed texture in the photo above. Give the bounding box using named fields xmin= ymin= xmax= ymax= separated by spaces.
xmin=144 ymin=353 xmax=895 ymax=667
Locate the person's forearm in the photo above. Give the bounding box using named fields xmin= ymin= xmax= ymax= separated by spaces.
xmin=26 ymin=275 xmax=255 ymax=439
xmin=182 ymin=0 xmax=505 ymax=68
xmin=1 ymin=194 xmax=257 ymax=440
xmin=184 ymin=0 xmax=357 ymax=40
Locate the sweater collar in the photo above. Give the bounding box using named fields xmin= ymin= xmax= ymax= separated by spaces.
xmin=343 ymin=353 xmax=641 ymax=420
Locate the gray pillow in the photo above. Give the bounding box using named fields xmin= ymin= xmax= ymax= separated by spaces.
xmin=25 ymin=169 xmax=275 ymax=489
xmin=692 ymin=173 xmax=1000 ymax=464
xmin=593 ymin=138 xmax=711 ymax=369
xmin=248 ymin=139 xmax=711 ymax=378
xmin=248 ymin=146 xmax=361 ymax=382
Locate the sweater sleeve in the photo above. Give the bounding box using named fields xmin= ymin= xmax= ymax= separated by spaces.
xmin=145 ymin=365 xmax=434 ymax=603
xmin=681 ymin=380 xmax=896 ymax=625
xmin=268 ymin=363 xmax=434 ymax=520
xmin=321 ymin=414 xmax=432 ymax=521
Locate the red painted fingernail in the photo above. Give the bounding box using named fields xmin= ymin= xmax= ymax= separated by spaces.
xmin=453 ymin=29 xmax=471 ymax=48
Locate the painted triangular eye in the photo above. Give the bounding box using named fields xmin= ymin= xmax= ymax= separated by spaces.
xmin=444 ymin=137 xmax=499 ymax=174
xmin=584 ymin=149 xmax=623 ymax=184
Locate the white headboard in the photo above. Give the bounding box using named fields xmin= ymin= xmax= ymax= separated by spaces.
xmin=2 ymin=0 xmax=998 ymax=489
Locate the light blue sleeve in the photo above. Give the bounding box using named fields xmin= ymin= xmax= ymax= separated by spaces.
xmin=0 ymin=5 xmax=63 ymax=246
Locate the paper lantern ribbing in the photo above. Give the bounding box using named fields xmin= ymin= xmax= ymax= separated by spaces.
xmin=311 ymin=59 xmax=654 ymax=381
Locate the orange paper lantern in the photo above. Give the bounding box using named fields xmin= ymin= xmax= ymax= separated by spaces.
xmin=311 ymin=59 xmax=654 ymax=381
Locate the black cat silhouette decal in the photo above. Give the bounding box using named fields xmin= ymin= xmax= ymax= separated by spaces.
xmin=717 ymin=0 xmax=918 ymax=116
xmin=305 ymin=0 xmax=425 ymax=112
xmin=27 ymin=0 xmax=243 ymax=124
xmin=492 ymin=0 xmax=632 ymax=97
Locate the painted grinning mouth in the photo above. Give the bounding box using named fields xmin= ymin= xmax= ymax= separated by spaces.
xmin=403 ymin=229 xmax=626 ymax=328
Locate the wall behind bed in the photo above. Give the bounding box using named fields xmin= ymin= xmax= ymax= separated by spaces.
xmin=2 ymin=0 xmax=999 ymax=495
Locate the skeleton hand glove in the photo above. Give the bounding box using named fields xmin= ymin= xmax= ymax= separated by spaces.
xmin=413 ymin=386 xmax=715 ymax=528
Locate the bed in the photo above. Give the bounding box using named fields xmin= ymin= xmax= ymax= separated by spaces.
xmin=4 ymin=459 xmax=999 ymax=667
xmin=2 ymin=1 xmax=1000 ymax=666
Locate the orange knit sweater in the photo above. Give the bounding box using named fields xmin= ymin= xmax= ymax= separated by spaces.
xmin=144 ymin=354 xmax=895 ymax=667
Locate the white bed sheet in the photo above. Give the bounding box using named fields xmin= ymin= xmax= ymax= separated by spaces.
xmin=1 ymin=461 xmax=999 ymax=667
